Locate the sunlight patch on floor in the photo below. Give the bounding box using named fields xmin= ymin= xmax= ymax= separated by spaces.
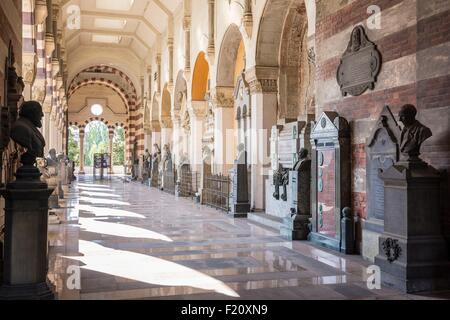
xmin=77 ymin=204 xmax=146 ymax=219
xmin=80 ymin=191 xmax=121 ymax=198
xmin=77 ymin=217 xmax=172 ymax=242
xmin=79 ymin=196 xmax=130 ymax=206
xmin=63 ymin=240 xmax=240 ymax=298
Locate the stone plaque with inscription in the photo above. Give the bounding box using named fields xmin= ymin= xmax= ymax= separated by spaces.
xmin=309 ymin=112 xmax=351 ymax=252
xmin=337 ymin=25 xmax=381 ymax=97
xmin=363 ymin=106 xmax=401 ymax=261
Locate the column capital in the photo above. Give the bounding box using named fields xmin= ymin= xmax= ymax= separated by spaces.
xmin=183 ymin=16 xmax=191 ymax=30
xmin=167 ymin=37 xmax=174 ymax=49
xmin=245 ymin=66 xmax=278 ymax=94
xmin=211 ymin=87 xmax=234 ymax=109
xmin=35 ymin=0 xmax=48 ymax=25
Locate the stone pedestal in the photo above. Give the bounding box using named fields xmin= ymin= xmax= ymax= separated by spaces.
xmin=374 ymin=161 xmax=450 ymax=293
xmin=280 ymin=161 xmax=311 ymax=240
xmin=281 ymin=214 xmax=310 ymax=240
xmin=229 ymin=151 xmax=250 ymax=218
xmin=0 ymin=160 xmax=55 ymax=300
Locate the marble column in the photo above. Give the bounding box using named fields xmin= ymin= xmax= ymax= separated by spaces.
xmin=79 ymin=128 xmax=85 ymax=175
xmin=172 ymin=116 xmax=181 ymax=166
xmin=247 ymin=69 xmax=278 ymax=211
xmin=207 ymin=0 xmax=215 ymax=61
xmin=183 ymin=16 xmax=191 ymax=75
xmin=190 ymin=101 xmax=207 ymax=175
xmin=243 ymin=0 xmax=253 ymax=37
xmin=109 ymin=130 xmax=114 ymax=174
xmin=156 ymin=54 xmax=162 ymax=93
xmin=168 ymin=38 xmax=174 ymax=86
xmin=212 ymin=88 xmax=235 ymax=174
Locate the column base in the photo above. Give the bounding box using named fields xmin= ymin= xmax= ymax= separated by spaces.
xmin=230 ymin=203 xmax=250 ymax=218
xmin=280 ymin=214 xmax=311 ymax=240
xmin=0 ymin=282 xmax=55 ymax=300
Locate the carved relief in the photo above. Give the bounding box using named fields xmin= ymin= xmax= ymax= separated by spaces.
xmin=337 ymin=25 xmax=381 ymax=97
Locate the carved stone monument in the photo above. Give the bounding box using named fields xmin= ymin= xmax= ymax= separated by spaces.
xmin=280 ymin=148 xmax=312 ymax=240
xmin=150 ymin=143 xmax=161 ymax=188
xmin=309 ymin=112 xmax=352 ymax=253
xmin=42 ymin=149 xmax=60 ymax=209
xmin=230 ymin=143 xmax=251 ymax=217
xmin=0 ymin=101 xmax=54 ymax=299
xmin=161 ymin=144 xmax=173 ymax=190
xmin=266 ymin=120 xmax=312 ymax=220
xmin=337 ymin=25 xmax=381 ymax=97
xmin=363 ymin=106 xmax=401 ymax=261
xmin=374 ymin=104 xmax=450 ymax=293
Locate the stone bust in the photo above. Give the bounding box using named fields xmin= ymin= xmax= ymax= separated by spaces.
xmin=236 ymin=143 xmax=247 ymax=165
xmin=10 ymin=100 xmax=46 ymax=160
xmin=46 ymin=148 xmax=58 ymax=167
xmin=398 ymin=104 xmax=432 ymax=162
xmin=162 ymin=144 xmax=172 ymax=171
xmin=293 ymin=148 xmax=309 ymax=171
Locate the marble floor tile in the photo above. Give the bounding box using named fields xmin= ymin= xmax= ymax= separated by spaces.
xmin=47 ymin=177 xmax=447 ymax=300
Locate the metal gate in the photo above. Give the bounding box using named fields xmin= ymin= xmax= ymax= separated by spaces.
xmin=202 ymin=174 xmax=230 ymax=212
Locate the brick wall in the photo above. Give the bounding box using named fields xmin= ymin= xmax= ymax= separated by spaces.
xmin=315 ymin=0 xmax=450 ymax=239
xmin=0 ymin=1 xmax=22 ymax=105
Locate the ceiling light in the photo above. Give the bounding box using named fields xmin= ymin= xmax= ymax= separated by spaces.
xmin=96 ymin=0 xmax=135 ymax=11
xmin=95 ymin=18 xmax=127 ymax=29
xmin=92 ymin=34 xmax=122 ymax=44
xmin=91 ymin=104 xmax=104 ymax=116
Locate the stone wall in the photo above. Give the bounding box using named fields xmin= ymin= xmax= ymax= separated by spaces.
xmin=315 ymin=0 xmax=450 ymax=250
xmin=0 ymin=0 xmax=22 ymax=267
xmin=0 ymin=0 xmax=22 ymax=105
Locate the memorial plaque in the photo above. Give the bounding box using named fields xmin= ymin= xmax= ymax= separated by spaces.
xmin=317 ymin=149 xmax=336 ymax=237
xmin=366 ymin=106 xmax=401 ymax=223
xmin=337 ymin=25 xmax=381 ymax=97
xmin=309 ymin=112 xmax=351 ymax=252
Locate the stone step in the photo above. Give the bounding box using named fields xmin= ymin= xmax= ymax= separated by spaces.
xmin=247 ymin=212 xmax=283 ymax=232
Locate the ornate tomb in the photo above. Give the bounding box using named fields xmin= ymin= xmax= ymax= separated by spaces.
xmin=266 ymin=120 xmax=312 ymax=220
xmin=309 ymin=112 xmax=351 ymax=252
xmin=363 ymin=105 xmax=401 ymax=261
xmin=374 ymin=104 xmax=450 ymax=293
xmin=336 ymin=25 xmax=381 ymax=97
xmin=230 ymin=143 xmax=251 ymax=217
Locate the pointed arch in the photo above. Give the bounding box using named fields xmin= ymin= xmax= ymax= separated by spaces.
xmin=191 ymin=52 xmax=210 ymax=101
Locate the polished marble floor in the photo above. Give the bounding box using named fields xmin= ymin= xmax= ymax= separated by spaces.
xmin=47 ymin=176 xmax=450 ymax=300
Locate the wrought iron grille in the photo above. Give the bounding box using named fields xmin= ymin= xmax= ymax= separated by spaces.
xmin=177 ymin=169 xmax=200 ymax=198
xmin=162 ymin=169 xmax=177 ymax=195
xmin=202 ymin=174 xmax=231 ymax=212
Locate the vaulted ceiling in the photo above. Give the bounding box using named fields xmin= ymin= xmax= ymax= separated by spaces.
xmin=60 ymin=0 xmax=182 ymax=85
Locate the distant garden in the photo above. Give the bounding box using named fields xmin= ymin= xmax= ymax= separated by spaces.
xmin=68 ymin=121 xmax=125 ymax=166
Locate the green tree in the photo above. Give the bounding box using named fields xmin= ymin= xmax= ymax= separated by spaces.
xmin=84 ymin=121 xmax=108 ymax=166
xmin=68 ymin=126 xmax=80 ymax=165
xmin=113 ymin=127 xmax=125 ymax=165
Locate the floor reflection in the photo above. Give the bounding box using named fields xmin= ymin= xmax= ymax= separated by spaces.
xmin=80 ymin=191 xmax=121 ymax=198
xmin=77 ymin=218 xmax=172 ymax=242
xmin=63 ymin=240 xmax=240 ymax=298
xmin=77 ymin=204 xmax=146 ymax=219
xmin=79 ymin=196 xmax=131 ymax=206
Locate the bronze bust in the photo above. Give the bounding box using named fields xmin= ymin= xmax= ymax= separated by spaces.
xmin=293 ymin=148 xmax=309 ymax=171
xmin=398 ymin=104 xmax=432 ymax=162
xmin=10 ymin=101 xmax=46 ymax=161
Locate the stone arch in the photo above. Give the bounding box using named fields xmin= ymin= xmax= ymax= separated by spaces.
xmin=191 ymin=52 xmax=210 ymax=101
xmin=151 ymin=93 xmax=161 ymax=131
xmin=278 ymin=1 xmax=314 ymax=119
xmin=68 ymin=65 xmax=138 ymax=111
xmin=161 ymin=84 xmax=173 ymax=128
xmin=256 ymin=0 xmax=315 ymax=67
xmin=174 ymin=70 xmax=188 ymax=114
xmin=217 ymin=24 xmax=246 ymax=88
